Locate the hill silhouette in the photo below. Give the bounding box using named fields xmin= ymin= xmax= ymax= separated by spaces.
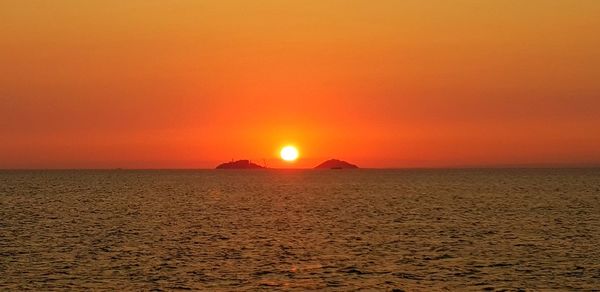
xmin=216 ymin=160 xmax=265 ymax=169
xmin=314 ymin=159 xmax=358 ymax=169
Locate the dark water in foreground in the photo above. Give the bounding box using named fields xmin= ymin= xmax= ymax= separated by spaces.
xmin=1 ymin=169 xmax=599 ymax=291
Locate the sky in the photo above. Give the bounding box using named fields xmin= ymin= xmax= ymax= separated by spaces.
xmin=1 ymin=0 xmax=599 ymax=169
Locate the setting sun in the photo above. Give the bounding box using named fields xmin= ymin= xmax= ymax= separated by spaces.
xmin=280 ymin=146 xmax=299 ymax=162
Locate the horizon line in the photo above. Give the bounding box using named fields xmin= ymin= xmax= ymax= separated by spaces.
xmin=1 ymin=165 xmax=600 ymax=171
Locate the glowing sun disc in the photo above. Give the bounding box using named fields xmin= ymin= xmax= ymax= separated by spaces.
xmin=280 ymin=146 xmax=299 ymax=161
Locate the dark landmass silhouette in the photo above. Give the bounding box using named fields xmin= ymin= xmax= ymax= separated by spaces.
xmin=314 ymin=159 xmax=359 ymax=169
xmin=216 ymin=160 xmax=265 ymax=169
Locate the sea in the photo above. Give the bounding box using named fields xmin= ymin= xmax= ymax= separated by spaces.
xmin=1 ymin=169 xmax=599 ymax=291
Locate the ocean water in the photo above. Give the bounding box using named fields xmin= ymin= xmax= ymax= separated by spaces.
xmin=1 ymin=169 xmax=599 ymax=291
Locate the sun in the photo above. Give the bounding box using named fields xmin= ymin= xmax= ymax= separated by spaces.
xmin=280 ymin=145 xmax=299 ymax=162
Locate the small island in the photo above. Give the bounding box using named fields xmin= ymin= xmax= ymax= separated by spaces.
xmin=216 ymin=160 xmax=265 ymax=169
xmin=314 ymin=159 xmax=359 ymax=169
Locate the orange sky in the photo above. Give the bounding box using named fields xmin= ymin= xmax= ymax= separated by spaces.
xmin=1 ymin=0 xmax=599 ymax=168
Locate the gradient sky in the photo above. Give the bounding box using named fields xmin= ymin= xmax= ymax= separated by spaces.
xmin=1 ymin=0 xmax=599 ymax=168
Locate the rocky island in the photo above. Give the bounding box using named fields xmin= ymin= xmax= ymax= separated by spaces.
xmin=314 ymin=159 xmax=358 ymax=169
xmin=216 ymin=160 xmax=265 ymax=169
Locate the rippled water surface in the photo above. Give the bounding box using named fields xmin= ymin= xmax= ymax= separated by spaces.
xmin=1 ymin=169 xmax=599 ymax=291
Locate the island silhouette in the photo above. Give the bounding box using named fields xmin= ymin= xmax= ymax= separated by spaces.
xmin=215 ymin=160 xmax=265 ymax=169
xmin=314 ymin=159 xmax=359 ymax=169
xmin=215 ymin=159 xmax=359 ymax=169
